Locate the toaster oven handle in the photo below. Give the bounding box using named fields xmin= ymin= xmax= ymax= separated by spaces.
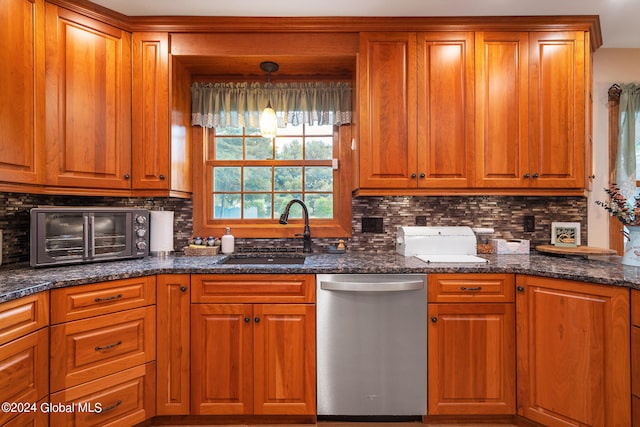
xmin=89 ymin=214 xmax=96 ymax=258
xmin=83 ymin=215 xmax=90 ymax=259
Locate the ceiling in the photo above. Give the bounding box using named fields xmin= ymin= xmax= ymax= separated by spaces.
xmin=90 ymin=0 xmax=638 ymax=48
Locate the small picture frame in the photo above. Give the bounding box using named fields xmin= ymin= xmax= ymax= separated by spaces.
xmin=551 ymin=222 xmax=581 ymax=247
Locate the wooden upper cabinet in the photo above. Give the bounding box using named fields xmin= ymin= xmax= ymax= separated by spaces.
xmin=132 ymin=32 xmax=170 ymax=191
xmin=358 ymin=32 xmax=417 ymax=189
xmin=45 ymin=3 xmax=132 ymax=191
xmin=417 ymin=32 xmax=474 ymax=188
xmin=0 ymin=0 xmax=45 ymax=187
xmin=528 ymin=31 xmax=586 ymax=188
xmin=474 ymin=32 xmax=529 ymax=188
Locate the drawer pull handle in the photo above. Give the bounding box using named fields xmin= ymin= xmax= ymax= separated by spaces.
xmin=101 ymin=399 xmax=122 ymax=413
xmin=95 ymin=340 xmax=122 ymax=351
xmin=94 ymin=294 xmax=123 ymax=303
xmin=460 ymin=286 xmax=482 ymax=291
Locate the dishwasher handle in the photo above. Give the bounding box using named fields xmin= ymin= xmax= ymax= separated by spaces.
xmin=320 ymin=280 xmax=424 ymax=292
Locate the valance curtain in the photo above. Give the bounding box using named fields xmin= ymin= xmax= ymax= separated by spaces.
xmin=191 ymin=82 xmax=352 ymax=129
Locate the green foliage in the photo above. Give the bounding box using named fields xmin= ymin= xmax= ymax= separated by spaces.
xmin=212 ymin=124 xmax=335 ymax=220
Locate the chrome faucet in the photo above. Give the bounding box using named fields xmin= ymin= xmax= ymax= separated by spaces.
xmin=279 ymin=199 xmax=312 ymax=253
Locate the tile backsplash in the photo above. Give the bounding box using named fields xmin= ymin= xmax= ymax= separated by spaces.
xmin=0 ymin=192 xmax=586 ymax=265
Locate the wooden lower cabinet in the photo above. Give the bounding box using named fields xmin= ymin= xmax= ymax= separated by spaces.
xmin=0 ymin=292 xmax=49 ymax=427
xmin=190 ymin=274 xmax=316 ymax=416
xmin=48 ymin=278 xmax=156 ymax=426
xmin=191 ymin=303 xmax=316 ymax=416
xmin=49 ymin=362 xmax=155 ymax=427
xmin=0 ymin=329 xmax=49 ymax=426
xmin=516 ymin=275 xmax=630 ymax=426
xmin=156 ymin=274 xmax=190 ymax=415
xmin=427 ymin=274 xmax=516 ymax=416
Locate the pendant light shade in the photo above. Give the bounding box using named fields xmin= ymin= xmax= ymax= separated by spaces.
xmin=260 ymin=101 xmax=277 ymax=139
xmin=259 ymin=61 xmax=279 ymax=139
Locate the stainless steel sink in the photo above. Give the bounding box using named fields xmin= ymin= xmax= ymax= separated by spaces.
xmin=221 ymin=255 xmax=306 ymax=265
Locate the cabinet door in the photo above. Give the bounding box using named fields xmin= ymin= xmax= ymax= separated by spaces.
xmin=45 ymin=3 xmax=132 ymax=190
xmin=516 ymin=275 xmax=630 ymax=426
xmin=474 ymin=32 xmax=529 ymax=188
xmin=0 ymin=329 xmax=48 ymax=426
xmin=253 ymin=304 xmax=316 ymax=415
xmin=416 ymin=32 xmax=474 ymax=188
xmin=191 ymin=304 xmax=253 ymax=415
xmin=132 ymin=32 xmax=170 ymax=191
xmin=428 ymin=303 xmax=515 ymax=415
xmin=0 ymin=0 xmax=45 ymax=187
xmin=528 ymin=31 xmax=585 ymax=188
xmin=156 ymin=275 xmax=190 ymax=415
xmin=358 ymin=32 xmax=418 ymax=189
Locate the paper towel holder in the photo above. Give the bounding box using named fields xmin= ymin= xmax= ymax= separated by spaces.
xmin=149 ymin=210 xmax=175 ymax=257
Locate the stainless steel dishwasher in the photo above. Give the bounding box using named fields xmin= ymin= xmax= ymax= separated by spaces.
xmin=316 ymin=273 xmax=427 ymax=417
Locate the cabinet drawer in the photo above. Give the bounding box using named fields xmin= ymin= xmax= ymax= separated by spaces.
xmin=51 ymin=277 xmax=156 ymax=324
xmin=0 ymin=329 xmax=48 ymax=426
xmin=0 ymin=293 xmax=49 ymax=346
xmin=428 ymin=273 xmax=515 ymax=302
xmin=50 ymin=362 xmax=155 ymax=427
xmin=50 ymin=306 xmax=155 ymax=392
xmin=191 ymin=274 xmax=315 ymax=303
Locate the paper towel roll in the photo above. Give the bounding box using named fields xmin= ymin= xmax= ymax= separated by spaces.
xmin=150 ymin=210 xmax=174 ymax=256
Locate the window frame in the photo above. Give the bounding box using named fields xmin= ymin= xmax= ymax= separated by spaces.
xmin=192 ymin=124 xmax=353 ymax=239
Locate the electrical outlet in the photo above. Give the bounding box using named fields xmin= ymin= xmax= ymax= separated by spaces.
xmin=362 ymin=217 xmax=384 ymax=233
xmin=523 ymin=215 xmax=535 ymax=232
xmin=415 ymin=216 xmax=427 ymax=226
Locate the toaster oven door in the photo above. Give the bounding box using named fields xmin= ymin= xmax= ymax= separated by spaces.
xmin=32 ymin=211 xmax=87 ymax=266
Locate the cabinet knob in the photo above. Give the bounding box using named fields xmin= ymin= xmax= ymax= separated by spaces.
xmin=180 ymin=286 xmax=187 ymax=292
xmin=254 ymin=317 xmax=261 ymax=323
xmin=124 ymin=174 xmax=131 ymax=180
xmin=244 ymin=317 xmax=251 ymax=323
xmin=517 ymin=286 xmax=525 ymax=292
xmin=524 ymin=173 xmax=530 ymax=179
xmin=419 ymin=173 xmax=426 ymax=178
xmin=159 ymin=174 xmax=166 ymax=180
xmin=411 ymin=173 xmax=417 ymax=179
xmin=532 ymin=173 xmax=539 ymax=178
xmin=589 ymin=174 xmax=596 ymax=179
xmin=431 ymin=316 xmax=438 ymax=323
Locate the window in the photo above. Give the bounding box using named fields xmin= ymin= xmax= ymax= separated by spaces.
xmin=212 ymin=124 xmax=335 ymax=220
xmin=192 ymin=123 xmax=352 ymax=239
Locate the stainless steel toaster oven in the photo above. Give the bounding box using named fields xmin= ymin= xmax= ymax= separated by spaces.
xmin=30 ymin=207 xmax=149 ymax=267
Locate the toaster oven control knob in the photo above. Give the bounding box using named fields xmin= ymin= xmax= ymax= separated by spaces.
xmin=136 ymin=229 xmax=146 ymax=237
xmin=136 ymin=241 xmax=147 ymax=250
xmin=135 ymin=215 xmax=147 ymax=224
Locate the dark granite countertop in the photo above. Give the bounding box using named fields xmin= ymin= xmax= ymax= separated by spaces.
xmin=1 ymin=251 xmax=638 ymax=303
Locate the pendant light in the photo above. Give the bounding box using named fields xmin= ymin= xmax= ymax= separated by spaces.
xmin=259 ymin=61 xmax=279 ymax=139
